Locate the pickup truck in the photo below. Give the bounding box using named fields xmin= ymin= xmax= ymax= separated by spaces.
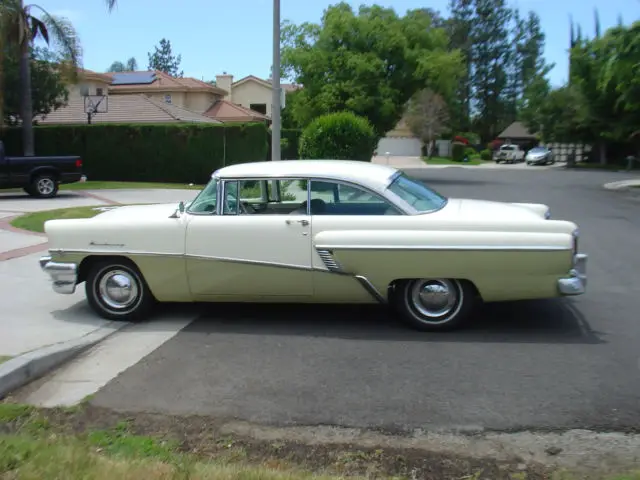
xmin=0 ymin=140 xmax=84 ymax=198
xmin=494 ymin=144 xmax=525 ymax=164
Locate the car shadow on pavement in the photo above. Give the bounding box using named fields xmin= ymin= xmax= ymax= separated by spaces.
xmin=187 ymin=298 xmax=603 ymax=345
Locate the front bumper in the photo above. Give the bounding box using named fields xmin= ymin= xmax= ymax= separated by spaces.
xmin=39 ymin=255 xmax=78 ymax=294
xmin=557 ymin=253 xmax=588 ymax=295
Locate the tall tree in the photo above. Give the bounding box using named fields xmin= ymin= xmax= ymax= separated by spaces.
xmin=469 ymin=0 xmax=513 ymax=142
xmin=107 ymin=57 xmax=137 ymax=72
xmin=3 ymin=46 xmax=70 ymax=125
xmin=405 ymin=89 xmax=450 ymax=158
xmin=447 ymin=0 xmax=474 ymax=131
xmin=0 ymin=0 xmax=80 ymax=155
xmin=147 ymin=38 xmax=183 ymax=77
xmin=281 ymin=3 xmax=463 ymax=137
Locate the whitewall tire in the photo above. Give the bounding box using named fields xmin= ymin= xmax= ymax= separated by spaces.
xmin=395 ymin=278 xmax=476 ymax=331
xmin=85 ymin=260 xmax=155 ymax=321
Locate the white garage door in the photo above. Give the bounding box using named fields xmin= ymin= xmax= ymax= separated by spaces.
xmin=377 ymin=137 xmax=422 ymax=157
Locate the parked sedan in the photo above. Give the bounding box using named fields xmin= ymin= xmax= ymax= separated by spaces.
xmin=526 ymin=147 xmax=555 ymax=166
xmin=39 ymin=160 xmax=587 ymax=332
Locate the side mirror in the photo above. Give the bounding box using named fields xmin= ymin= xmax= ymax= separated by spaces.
xmin=169 ymin=201 xmax=185 ymax=218
xmin=178 ymin=201 xmax=185 ymax=213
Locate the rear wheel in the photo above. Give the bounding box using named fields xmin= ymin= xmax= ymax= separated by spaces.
xmin=394 ymin=278 xmax=477 ymax=331
xmin=29 ymin=174 xmax=59 ymax=198
xmin=85 ymin=260 xmax=155 ymax=321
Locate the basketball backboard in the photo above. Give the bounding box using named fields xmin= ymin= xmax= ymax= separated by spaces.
xmin=84 ymin=95 xmax=108 ymax=115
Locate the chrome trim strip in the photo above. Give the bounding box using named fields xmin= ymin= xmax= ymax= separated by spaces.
xmin=315 ymin=249 xmax=343 ymax=272
xmin=354 ymin=275 xmax=387 ymax=304
xmin=314 ymin=244 xmax=571 ymax=252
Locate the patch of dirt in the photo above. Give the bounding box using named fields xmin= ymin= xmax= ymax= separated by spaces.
xmin=4 ymin=404 xmax=555 ymax=479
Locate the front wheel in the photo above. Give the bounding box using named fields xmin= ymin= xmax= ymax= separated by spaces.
xmin=394 ymin=278 xmax=477 ymax=331
xmin=85 ymin=260 xmax=155 ymax=321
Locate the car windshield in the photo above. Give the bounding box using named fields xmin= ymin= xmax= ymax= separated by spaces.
xmin=186 ymin=178 xmax=218 ymax=214
xmin=530 ymin=147 xmax=547 ymax=153
xmin=387 ymin=173 xmax=447 ymax=214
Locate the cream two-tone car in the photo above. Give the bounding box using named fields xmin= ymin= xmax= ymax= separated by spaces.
xmin=40 ymin=160 xmax=587 ymax=331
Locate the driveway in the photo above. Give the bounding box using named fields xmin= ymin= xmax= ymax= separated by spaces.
xmin=0 ymin=188 xmax=197 ymax=357
xmin=70 ymin=168 xmax=640 ymax=433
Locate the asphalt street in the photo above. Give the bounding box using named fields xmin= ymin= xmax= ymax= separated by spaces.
xmin=91 ymin=167 xmax=640 ymax=433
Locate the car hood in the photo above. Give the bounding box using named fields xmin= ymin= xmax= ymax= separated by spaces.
xmin=440 ymin=198 xmax=549 ymax=221
xmin=92 ymin=203 xmax=181 ymax=222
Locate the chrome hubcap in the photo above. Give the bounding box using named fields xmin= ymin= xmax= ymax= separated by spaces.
xmin=410 ymin=279 xmax=458 ymax=319
xmin=98 ymin=269 xmax=139 ymax=310
xmin=37 ymin=178 xmax=55 ymax=194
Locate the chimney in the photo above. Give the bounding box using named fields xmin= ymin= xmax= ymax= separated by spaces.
xmin=215 ymin=72 xmax=233 ymax=100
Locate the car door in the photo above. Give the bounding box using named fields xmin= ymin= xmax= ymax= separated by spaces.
xmin=184 ymin=177 xmax=314 ymax=299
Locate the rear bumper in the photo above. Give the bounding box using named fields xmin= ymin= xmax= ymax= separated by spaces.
xmin=39 ymin=255 xmax=78 ymax=294
xmin=557 ymin=253 xmax=588 ymax=295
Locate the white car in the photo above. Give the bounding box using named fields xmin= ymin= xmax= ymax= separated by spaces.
xmin=495 ymin=144 xmax=526 ymax=163
xmin=39 ymin=160 xmax=587 ymax=331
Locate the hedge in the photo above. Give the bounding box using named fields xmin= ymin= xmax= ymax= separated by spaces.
xmin=0 ymin=122 xmax=269 ymax=183
xmin=267 ymin=128 xmax=302 ymax=160
xmin=298 ymin=112 xmax=376 ymax=161
xmin=451 ymin=142 xmax=466 ymax=162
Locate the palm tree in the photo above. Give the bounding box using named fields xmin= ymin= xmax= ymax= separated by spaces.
xmin=1 ymin=0 xmax=81 ymax=155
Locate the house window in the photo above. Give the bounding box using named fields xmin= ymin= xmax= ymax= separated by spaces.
xmin=164 ymin=94 xmax=172 ymax=104
xmin=96 ymin=88 xmax=104 ymax=96
xmin=249 ymin=103 xmax=267 ymax=114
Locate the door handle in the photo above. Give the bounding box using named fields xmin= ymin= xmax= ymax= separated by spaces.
xmin=285 ymin=219 xmax=309 ymax=226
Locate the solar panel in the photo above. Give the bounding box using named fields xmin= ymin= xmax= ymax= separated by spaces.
xmin=111 ymin=72 xmax=157 ymax=85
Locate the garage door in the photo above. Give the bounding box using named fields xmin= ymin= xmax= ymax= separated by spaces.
xmin=377 ymin=137 xmax=422 ymax=157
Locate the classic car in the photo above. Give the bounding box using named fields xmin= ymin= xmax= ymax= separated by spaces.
xmin=526 ymin=146 xmax=555 ymax=166
xmin=39 ymin=160 xmax=588 ymax=331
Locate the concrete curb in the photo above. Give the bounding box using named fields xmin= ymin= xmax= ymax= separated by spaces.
xmin=0 ymin=323 xmax=126 ymax=399
xmin=603 ymin=179 xmax=640 ymax=191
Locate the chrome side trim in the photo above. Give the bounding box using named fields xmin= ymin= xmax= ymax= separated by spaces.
xmin=315 ymin=249 xmax=343 ymax=272
xmin=39 ymin=256 xmax=78 ymax=294
xmin=354 ymin=275 xmax=387 ymax=304
xmin=314 ymin=244 xmax=571 ymax=252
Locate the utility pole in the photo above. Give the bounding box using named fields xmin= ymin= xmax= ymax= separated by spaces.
xmin=271 ymin=0 xmax=282 ymax=161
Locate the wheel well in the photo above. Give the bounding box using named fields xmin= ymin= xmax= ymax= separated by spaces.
xmin=77 ymin=255 xmax=139 ymax=284
xmin=30 ymin=168 xmax=60 ymax=183
xmin=388 ymin=278 xmax=482 ymax=300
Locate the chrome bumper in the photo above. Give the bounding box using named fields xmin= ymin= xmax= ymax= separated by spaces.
xmin=557 ymin=253 xmax=588 ymax=295
xmin=39 ymin=255 xmax=78 ymax=294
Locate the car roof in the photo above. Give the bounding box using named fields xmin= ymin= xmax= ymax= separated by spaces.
xmin=213 ymin=160 xmax=400 ymax=192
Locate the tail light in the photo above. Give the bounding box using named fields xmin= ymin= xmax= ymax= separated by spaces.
xmin=572 ymin=229 xmax=579 ymax=253
xmin=76 ymin=158 xmax=83 ymax=168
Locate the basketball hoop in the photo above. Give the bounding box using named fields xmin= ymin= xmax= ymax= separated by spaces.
xmin=83 ymin=94 xmax=108 ymax=124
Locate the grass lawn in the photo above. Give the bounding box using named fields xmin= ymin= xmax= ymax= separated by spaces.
xmin=0 ymin=356 xmax=11 ymax=365
xmin=0 ymin=402 xmax=638 ymax=480
xmin=10 ymin=205 xmax=121 ymax=233
xmin=422 ymin=156 xmax=486 ymax=166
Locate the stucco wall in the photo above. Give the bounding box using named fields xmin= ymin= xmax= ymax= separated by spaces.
xmin=231 ymin=81 xmax=272 ymax=116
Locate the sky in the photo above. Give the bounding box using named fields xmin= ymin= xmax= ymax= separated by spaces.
xmin=36 ymin=0 xmax=639 ymax=88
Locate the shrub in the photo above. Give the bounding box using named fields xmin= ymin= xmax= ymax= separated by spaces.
xmin=464 ymin=147 xmax=477 ymax=159
xmin=489 ymin=139 xmax=504 ymax=151
xmin=451 ymin=142 xmax=466 ymax=162
xmin=480 ymin=149 xmax=492 ymax=160
xmin=298 ymin=112 xmax=376 ymax=161
xmin=0 ymin=123 xmax=269 ymax=183
xmin=267 ymin=128 xmax=302 ymax=160
xmin=453 ymin=135 xmax=469 ymax=145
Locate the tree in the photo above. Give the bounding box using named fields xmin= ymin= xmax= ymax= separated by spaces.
xmin=0 ymin=0 xmax=80 ymax=155
xmin=281 ymin=3 xmax=463 ymax=137
xmin=469 ymin=0 xmax=513 ymax=142
xmin=147 ymin=38 xmax=183 ymax=77
xmin=447 ymin=0 xmax=474 ymax=132
xmin=2 ymin=46 xmax=70 ymax=126
xmin=405 ymin=89 xmax=450 ymax=158
xmin=107 ymin=57 xmax=138 ymax=72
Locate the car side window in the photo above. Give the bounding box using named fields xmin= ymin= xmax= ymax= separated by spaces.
xmin=222 ymin=179 xmax=309 ymax=215
xmin=308 ymin=180 xmax=400 ymax=216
